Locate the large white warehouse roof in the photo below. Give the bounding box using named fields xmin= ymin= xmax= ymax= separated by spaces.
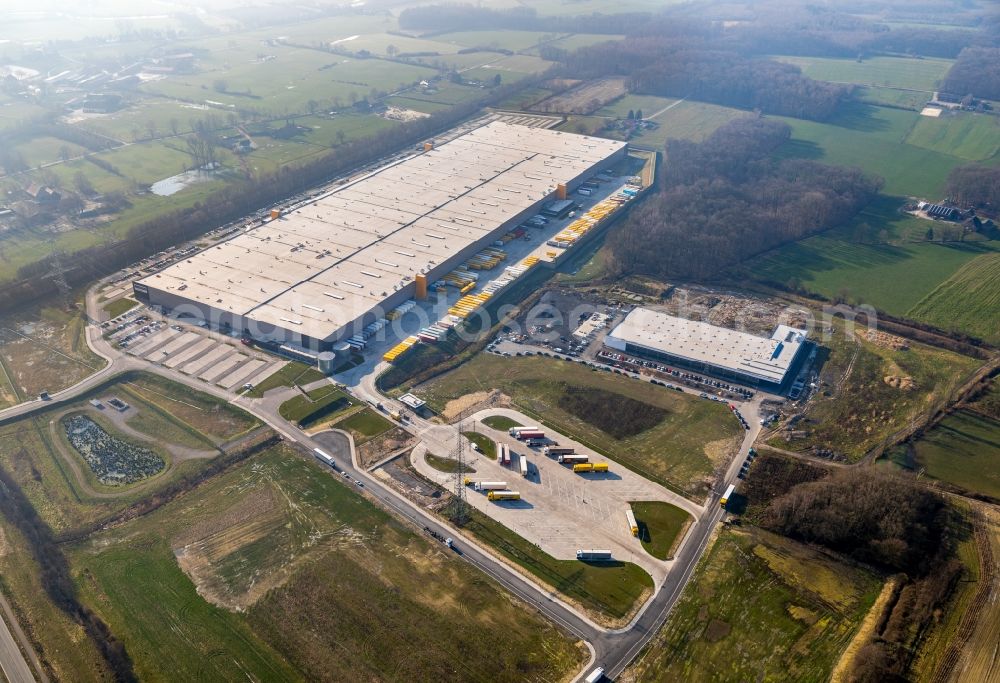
xmin=138 ymin=121 xmax=625 ymax=342
xmin=606 ymin=307 xmax=806 ymax=385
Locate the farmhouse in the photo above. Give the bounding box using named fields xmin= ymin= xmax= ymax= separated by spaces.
xmin=605 ymin=307 xmax=808 ymax=390
xmin=134 ymin=121 xmax=627 ymax=351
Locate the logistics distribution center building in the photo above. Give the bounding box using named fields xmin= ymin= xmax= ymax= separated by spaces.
xmin=606 ymin=307 xmax=807 ymax=389
xmin=133 ymin=122 xmax=627 ymax=350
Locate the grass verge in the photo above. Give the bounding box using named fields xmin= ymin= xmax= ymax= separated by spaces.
xmin=462 ymin=431 xmax=496 ymax=458
xmin=631 ymin=501 xmax=692 ymax=560
xmin=461 ymin=507 xmax=653 ymax=622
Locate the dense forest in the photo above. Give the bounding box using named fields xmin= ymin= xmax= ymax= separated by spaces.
xmin=558 ymin=39 xmax=850 ymax=120
xmin=762 ymin=469 xmax=965 ymax=682
xmin=606 ymin=119 xmax=881 ymax=281
xmin=942 ymin=47 xmax=1000 ymax=100
xmin=947 ymin=164 xmax=1000 ymax=211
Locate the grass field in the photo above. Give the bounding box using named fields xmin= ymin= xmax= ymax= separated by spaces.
xmin=463 ymin=430 xmax=497 ymax=458
xmin=857 ymin=85 xmax=931 ymax=110
xmin=425 ymin=452 xmax=475 ymax=473
xmin=776 ymin=103 xmax=984 ymax=198
xmin=418 ymin=354 xmax=743 ymax=499
xmin=482 ymin=415 xmax=521 ymax=431
xmin=432 ymin=30 xmax=554 ymax=51
xmin=631 ymin=501 xmax=691 ymax=560
xmin=278 ymin=384 xmax=354 ymax=426
xmin=0 ymin=305 xmax=106 ymax=403
xmin=628 ymin=526 xmax=881 ymax=682
xmin=888 ymin=409 xmax=1000 ymax=500
xmin=905 ymin=111 xmax=1000 ymax=161
xmin=0 ymin=515 xmax=110 ymax=681
xmin=462 ymin=507 xmax=653 ymax=621
xmin=125 ymin=374 xmax=259 ymax=442
xmin=102 ymin=297 xmax=138 ymax=318
xmin=0 ymin=372 xmax=259 ymax=533
xmin=773 ymin=55 xmax=953 ymax=91
xmin=770 ymin=324 xmax=980 ymax=461
xmin=748 ymin=195 xmax=1000 ymax=322
xmin=245 ymin=361 xmax=323 ymax=397
xmin=68 ymin=444 xmax=583 ymax=681
xmin=335 ymin=408 xmax=394 ymax=443
xmin=906 ymin=252 xmax=1000 ymax=343
xmin=596 ymin=96 xmax=747 ymax=148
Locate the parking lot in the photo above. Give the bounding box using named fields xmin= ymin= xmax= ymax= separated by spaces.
xmin=410 ymin=407 xmax=705 ymax=583
xmin=101 ymin=308 xmax=285 ymax=392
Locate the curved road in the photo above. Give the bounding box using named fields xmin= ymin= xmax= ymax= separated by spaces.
xmin=0 ymin=281 xmax=761 ymax=681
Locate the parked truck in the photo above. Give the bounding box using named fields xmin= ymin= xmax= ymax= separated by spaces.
xmin=626 ymin=508 xmax=639 ymax=537
xmin=576 ymin=549 xmax=612 ymax=561
xmin=508 ymin=425 xmax=539 ymax=436
xmin=585 ymin=668 xmax=605 ymax=683
xmin=502 ymin=444 xmax=511 ymax=465
xmin=313 ymin=448 xmax=336 ymax=469
xmin=573 ymin=463 xmax=594 ymax=473
xmin=488 ymin=490 xmax=521 ymax=501
xmin=519 ymin=455 xmax=528 ymax=477
xmin=515 ymin=430 xmax=545 ymax=441
xmin=558 ymin=454 xmax=589 ymax=464
xmin=475 ymin=481 xmax=508 ymax=492
xmin=720 ymin=483 xmax=736 ymax=508
xmin=544 ymin=446 xmax=574 ymax=457
xmin=592 ymin=463 xmax=609 ymax=473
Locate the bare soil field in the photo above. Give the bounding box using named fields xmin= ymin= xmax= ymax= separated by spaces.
xmin=534 ymin=78 xmax=627 ymax=114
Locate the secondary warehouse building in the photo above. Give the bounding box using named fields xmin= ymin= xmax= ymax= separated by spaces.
xmin=133 ymin=122 xmax=627 ymax=351
xmin=606 ymin=307 xmax=808 ymax=390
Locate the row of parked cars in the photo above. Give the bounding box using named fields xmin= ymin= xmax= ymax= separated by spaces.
xmin=599 ymin=351 xmax=755 ymax=400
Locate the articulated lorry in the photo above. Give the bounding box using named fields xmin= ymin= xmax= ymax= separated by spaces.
xmin=558 ymin=454 xmax=589 ymax=464
xmin=543 ymin=446 xmax=574 ymax=457
xmin=573 ymin=463 xmax=608 ymax=473
xmin=488 ymin=490 xmax=521 ymax=501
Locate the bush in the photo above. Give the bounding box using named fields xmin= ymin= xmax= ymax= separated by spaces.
xmin=556 ymin=384 xmax=667 ymax=439
xmin=762 ymin=468 xmax=953 ymax=575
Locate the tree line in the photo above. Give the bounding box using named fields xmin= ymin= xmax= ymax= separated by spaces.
xmin=942 ymin=47 xmax=1000 ymax=100
xmin=606 ymin=118 xmax=882 ymax=281
xmin=946 ymin=164 xmax=1000 ymax=212
xmin=568 ymin=40 xmax=851 ymax=121
xmin=401 ymin=2 xmax=999 ymax=60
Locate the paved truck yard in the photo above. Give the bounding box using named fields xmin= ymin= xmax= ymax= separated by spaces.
xmin=410 ymin=407 xmax=704 ymax=583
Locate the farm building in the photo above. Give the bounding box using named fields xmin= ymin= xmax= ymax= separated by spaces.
xmin=918 ymin=202 xmax=960 ymax=220
xmin=134 ymin=121 xmax=627 ymax=351
xmin=605 ymin=307 xmax=807 ymax=390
